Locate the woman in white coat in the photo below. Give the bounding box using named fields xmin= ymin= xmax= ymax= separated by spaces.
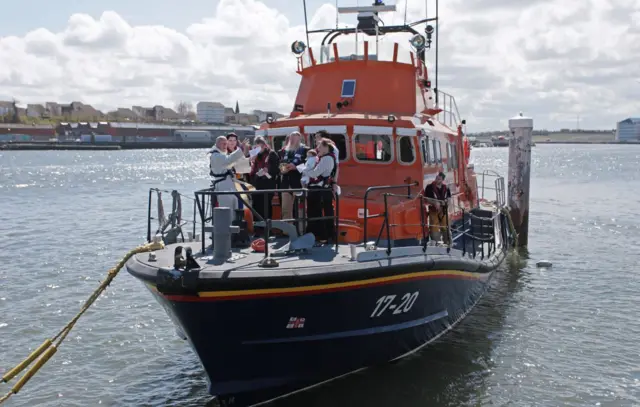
xmin=209 ymin=135 xmax=250 ymax=211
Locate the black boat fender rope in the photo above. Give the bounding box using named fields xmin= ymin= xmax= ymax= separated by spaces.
xmin=0 ymin=240 xmax=165 ymax=405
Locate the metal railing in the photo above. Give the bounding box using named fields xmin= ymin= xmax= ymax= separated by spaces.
xmin=362 ymin=182 xmax=417 ymax=248
xmin=144 ymin=181 xmax=508 ymax=262
xmin=478 ymin=170 xmax=506 ymax=207
xmin=362 ymin=184 xmax=503 ymax=259
xmin=453 ymin=206 xmax=503 ymax=260
xmin=193 ymin=187 xmax=340 ymax=257
xmin=146 ymin=188 xmax=199 ymax=244
xmin=436 ymin=89 xmax=463 ymax=129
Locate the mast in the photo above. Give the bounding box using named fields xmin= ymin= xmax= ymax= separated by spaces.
xmin=303 ymin=0 xmax=310 ymax=50
xmin=299 ymin=0 xmax=440 ymax=102
xmin=435 ymin=0 xmax=439 ymax=106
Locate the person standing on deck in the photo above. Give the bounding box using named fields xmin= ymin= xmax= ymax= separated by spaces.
xmin=209 ymin=135 xmax=250 ymax=211
xmin=423 ymin=172 xmax=452 ymax=244
xmin=249 ymin=137 xmax=280 ymax=237
xmin=226 ymin=133 xmax=245 ymax=176
xmin=303 ymin=139 xmax=337 ymax=245
xmin=279 ymin=131 xmax=309 ymax=230
xmin=313 ymin=130 xmax=340 ymax=188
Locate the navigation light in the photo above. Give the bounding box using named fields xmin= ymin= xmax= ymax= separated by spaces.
xmin=291 ymin=41 xmax=307 ymax=55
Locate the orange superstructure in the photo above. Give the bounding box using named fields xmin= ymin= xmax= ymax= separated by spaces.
xmin=258 ymin=3 xmax=479 ymax=245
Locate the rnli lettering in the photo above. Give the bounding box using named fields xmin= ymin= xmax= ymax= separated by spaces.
xmin=370 ymin=292 xmax=419 ymax=318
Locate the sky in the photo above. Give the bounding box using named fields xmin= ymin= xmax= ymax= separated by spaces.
xmin=1 ymin=0 xmax=639 ymax=132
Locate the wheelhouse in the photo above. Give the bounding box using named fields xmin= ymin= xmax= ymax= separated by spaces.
xmin=255 ymin=9 xmax=475 ymax=243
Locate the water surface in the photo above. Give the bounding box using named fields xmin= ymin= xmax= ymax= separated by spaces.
xmin=0 ymin=145 xmax=639 ymax=406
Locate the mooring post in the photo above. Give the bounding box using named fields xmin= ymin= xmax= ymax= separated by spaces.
xmin=507 ymin=112 xmax=533 ymax=247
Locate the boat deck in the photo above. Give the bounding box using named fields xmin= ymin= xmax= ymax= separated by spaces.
xmin=129 ymin=238 xmax=499 ymax=282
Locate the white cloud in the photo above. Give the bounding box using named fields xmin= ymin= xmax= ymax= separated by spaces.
xmin=0 ymin=0 xmax=639 ymax=131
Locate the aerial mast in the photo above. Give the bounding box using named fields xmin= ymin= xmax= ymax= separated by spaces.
xmin=302 ymin=0 xmax=310 ymax=48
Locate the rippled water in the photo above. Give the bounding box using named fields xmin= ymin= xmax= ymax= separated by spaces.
xmin=0 ymin=145 xmax=639 ymax=407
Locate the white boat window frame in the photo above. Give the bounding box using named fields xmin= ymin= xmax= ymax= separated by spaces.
xmin=352 ymin=132 xmax=394 ymax=165
xmin=271 ymin=135 xmax=287 ymax=151
xmin=396 ymin=135 xmax=417 ymax=166
xmin=304 ymin=125 xmax=349 ymax=161
xmin=448 ymin=142 xmax=458 ymax=169
xmin=420 ymin=133 xmax=432 ymax=164
xmin=396 ymin=127 xmax=418 ymax=137
xmin=432 ymin=139 xmax=442 ymax=163
xmin=304 ymin=125 xmax=347 ymax=134
xmin=353 ymin=125 xmax=393 ymax=136
xmin=266 ymin=126 xmax=300 ymax=136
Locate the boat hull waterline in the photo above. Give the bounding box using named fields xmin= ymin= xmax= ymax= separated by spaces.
xmin=137 ymin=262 xmax=500 ymax=406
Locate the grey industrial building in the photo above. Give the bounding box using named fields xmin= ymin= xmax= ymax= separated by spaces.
xmin=615 ymin=118 xmax=640 ymax=141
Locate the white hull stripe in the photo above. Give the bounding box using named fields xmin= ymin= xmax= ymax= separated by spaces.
xmin=266 ymin=126 xmax=300 ymax=136
xmin=304 ymin=125 xmax=347 ymax=134
xmin=396 ymin=127 xmax=418 ymax=136
xmin=353 ymin=125 xmax=393 ymax=135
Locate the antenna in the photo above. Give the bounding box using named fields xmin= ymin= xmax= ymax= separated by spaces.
xmin=403 ymin=0 xmax=408 ymax=25
xmin=303 ymin=0 xmax=310 ymax=48
xmin=435 ymin=0 xmax=439 ymax=106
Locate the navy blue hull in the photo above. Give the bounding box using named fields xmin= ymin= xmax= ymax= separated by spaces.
xmin=148 ymin=270 xmax=493 ymax=406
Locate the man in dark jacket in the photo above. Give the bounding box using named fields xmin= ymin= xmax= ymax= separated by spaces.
xmin=423 ymin=172 xmax=451 ymax=244
xmin=249 ymin=137 xmax=280 ymax=235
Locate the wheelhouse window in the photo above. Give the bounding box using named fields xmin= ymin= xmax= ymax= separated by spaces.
xmin=448 ymin=143 xmax=458 ymax=168
xmin=312 ymin=133 xmax=348 ymax=161
xmin=420 ymin=135 xmax=431 ymax=164
xmin=271 ymin=135 xmax=287 ymax=151
xmin=354 ymin=134 xmax=392 ymax=163
xmin=341 ymin=79 xmax=356 ymax=98
xmin=397 ymin=136 xmax=416 ymax=164
xmin=432 ymin=139 xmax=442 ymax=163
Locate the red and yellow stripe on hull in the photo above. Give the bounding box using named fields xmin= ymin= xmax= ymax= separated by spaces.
xmin=148 ymin=269 xmax=490 ymax=302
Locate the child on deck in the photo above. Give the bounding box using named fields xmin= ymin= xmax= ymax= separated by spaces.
xmin=300 ymin=149 xmax=318 ymax=187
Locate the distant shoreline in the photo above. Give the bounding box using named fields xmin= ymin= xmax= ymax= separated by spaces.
xmin=3 ymin=140 xmax=639 ymax=152
xmin=534 ymin=141 xmax=639 ymax=145
xmin=0 ymin=142 xmax=214 ymax=151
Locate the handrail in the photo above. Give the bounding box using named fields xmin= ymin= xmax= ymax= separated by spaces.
xmin=477 ymin=170 xmax=506 ymax=208
xmin=362 ymin=182 xmax=418 ymax=246
xmin=193 ymin=187 xmax=340 ymax=256
xmin=146 ymin=188 xmax=195 ymax=244
xmin=370 ymin=189 xmax=503 ymax=259
xmin=371 ymin=193 xmax=502 ymax=259
xmin=144 ymin=182 xmax=507 ymax=261
xmin=436 ymin=89 xmax=462 ymax=129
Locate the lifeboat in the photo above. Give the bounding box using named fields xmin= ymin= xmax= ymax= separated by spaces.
xmin=126 ymin=2 xmax=515 ymax=406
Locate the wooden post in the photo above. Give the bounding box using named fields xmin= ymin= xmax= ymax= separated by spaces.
xmin=507 ymin=113 xmax=533 ymax=247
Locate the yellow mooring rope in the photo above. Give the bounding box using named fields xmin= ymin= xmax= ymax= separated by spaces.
xmin=0 ymin=240 xmax=165 ymax=405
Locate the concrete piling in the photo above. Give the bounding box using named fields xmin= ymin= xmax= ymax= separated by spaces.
xmin=507 ymin=113 xmax=533 ymax=247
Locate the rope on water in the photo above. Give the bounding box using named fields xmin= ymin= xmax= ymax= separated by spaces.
xmin=0 ymin=240 xmax=165 ymax=405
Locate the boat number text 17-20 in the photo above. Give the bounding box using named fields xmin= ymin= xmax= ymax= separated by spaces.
xmin=370 ymin=292 xmax=419 ymax=318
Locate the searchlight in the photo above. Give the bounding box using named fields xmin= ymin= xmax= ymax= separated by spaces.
xmin=291 ymin=41 xmax=307 ymax=55
xmin=409 ymin=34 xmax=426 ymax=50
